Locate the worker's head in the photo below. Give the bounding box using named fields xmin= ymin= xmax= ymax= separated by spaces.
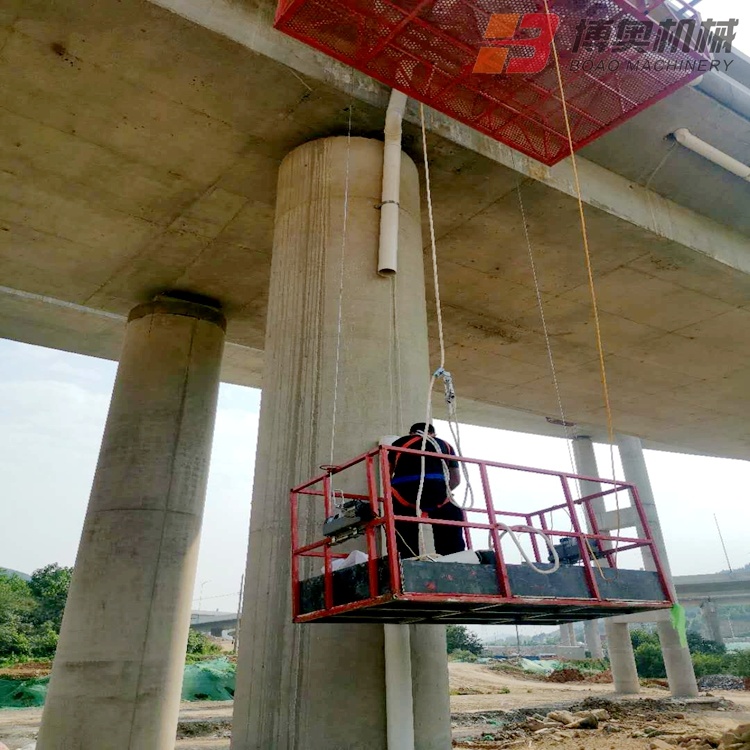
xmin=409 ymin=422 xmax=435 ymax=436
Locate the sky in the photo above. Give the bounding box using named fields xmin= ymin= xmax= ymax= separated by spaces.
xmin=1 ymin=337 xmax=748 ymax=627
xmin=599 ymin=0 xmax=750 ymax=52
xmin=695 ymin=0 xmax=748 ymax=53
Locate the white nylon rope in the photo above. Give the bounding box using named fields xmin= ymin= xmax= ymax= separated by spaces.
xmin=328 ymin=106 xmax=353 ymax=465
xmin=415 ymin=105 xmax=559 ymax=574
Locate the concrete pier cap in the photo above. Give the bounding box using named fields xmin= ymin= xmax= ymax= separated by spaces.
xmin=129 ymin=290 xmax=227 ymax=330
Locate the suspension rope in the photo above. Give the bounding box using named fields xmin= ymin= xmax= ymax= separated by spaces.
xmin=516 ymin=179 xmax=577 ymax=476
xmin=540 ymin=2 xmax=615 ymax=459
xmin=407 ymin=103 xmax=585 ymax=575
xmin=541 ymin=3 xmax=622 ymax=555
xmin=328 ymin=106 xmax=353 ymax=465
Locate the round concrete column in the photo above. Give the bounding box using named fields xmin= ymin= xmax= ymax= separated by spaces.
xmin=231 ymin=137 xmax=451 ymax=750
xmin=572 ymin=436 xmax=638 ymax=692
xmin=37 ymin=295 xmax=226 ymax=750
xmin=700 ymin=600 xmax=724 ymax=645
xmin=584 ymin=620 xmax=604 ymax=660
xmin=617 ymin=434 xmax=699 ymax=698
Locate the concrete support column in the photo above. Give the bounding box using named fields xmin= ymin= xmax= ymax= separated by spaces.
xmin=571 ymin=437 xmax=627 ymax=680
xmin=617 ymin=435 xmax=698 ymax=698
xmin=231 ymin=137 xmax=450 ymax=750
xmin=607 ymin=622 xmax=641 ymax=694
xmin=565 ymin=623 xmax=576 ymax=646
xmin=559 ymin=624 xmax=572 ymax=647
xmin=37 ymin=295 xmax=226 ymax=750
xmin=700 ymin=600 xmax=724 ymax=645
xmin=585 ymin=620 xmax=604 ymax=660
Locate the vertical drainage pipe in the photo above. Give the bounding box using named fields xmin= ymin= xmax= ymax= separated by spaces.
xmin=378 ymin=89 xmax=409 ymax=275
xmin=384 ymin=624 xmax=416 ymax=750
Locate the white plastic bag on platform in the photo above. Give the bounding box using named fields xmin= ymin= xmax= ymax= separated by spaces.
xmin=322 ymin=549 xmax=369 ymax=574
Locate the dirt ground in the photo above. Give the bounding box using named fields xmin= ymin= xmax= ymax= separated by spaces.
xmin=1 ymin=662 xmax=748 ymax=749
xmin=448 ymin=663 xmax=750 ymax=749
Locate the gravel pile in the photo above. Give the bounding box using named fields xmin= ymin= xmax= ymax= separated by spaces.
xmin=698 ymin=675 xmax=745 ymax=691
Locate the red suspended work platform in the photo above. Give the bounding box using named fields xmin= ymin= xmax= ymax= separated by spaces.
xmin=275 ymin=0 xmax=712 ymax=165
xmin=291 ymin=445 xmax=675 ymax=625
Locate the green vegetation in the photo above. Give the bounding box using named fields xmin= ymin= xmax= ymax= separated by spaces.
xmin=630 ymin=627 xmax=750 ymax=680
xmin=557 ymin=658 xmax=609 ymax=673
xmin=0 ymin=565 xmax=71 ymax=660
xmin=446 ymin=625 xmax=484 ymax=656
xmin=185 ymin=628 xmax=223 ymax=663
xmin=1 ymin=565 xmax=225 ymax=665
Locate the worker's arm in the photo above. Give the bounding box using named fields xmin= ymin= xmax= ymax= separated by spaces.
xmin=445 ymin=441 xmax=461 ymax=489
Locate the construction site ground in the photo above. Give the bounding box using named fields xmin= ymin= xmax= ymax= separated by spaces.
xmin=0 ymin=662 xmax=748 ymax=749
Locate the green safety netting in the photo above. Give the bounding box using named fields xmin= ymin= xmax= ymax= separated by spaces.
xmin=0 ymin=677 xmax=49 ymax=708
xmin=181 ymin=658 xmax=236 ymax=702
xmin=0 ymin=658 xmax=236 ymax=709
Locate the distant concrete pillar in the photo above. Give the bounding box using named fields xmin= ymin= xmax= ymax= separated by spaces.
xmin=37 ymin=295 xmax=226 ymax=750
xmin=607 ymin=622 xmax=640 ymax=694
xmin=617 ymin=434 xmax=699 ymax=698
xmin=559 ymin=624 xmax=572 ymax=646
xmin=231 ymin=137 xmax=450 ymax=750
xmin=585 ymin=620 xmax=604 ymax=660
xmin=565 ymin=623 xmax=576 ymax=645
xmin=571 ymin=437 xmax=625 ymax=678
xmin=700 ymin=600 xmax=724 ymax=645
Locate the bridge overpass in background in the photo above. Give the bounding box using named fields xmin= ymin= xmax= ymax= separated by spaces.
xmin=191 ymin=612 xmax=237 ymax=637
xmin=190 ymin=571 xmax=750 ymax=640
xmin=674 ymin=571 xmax=750 ymax=606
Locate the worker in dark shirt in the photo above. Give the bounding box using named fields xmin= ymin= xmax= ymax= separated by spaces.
xmin=387 ymin=422 xmax=467 ymax=558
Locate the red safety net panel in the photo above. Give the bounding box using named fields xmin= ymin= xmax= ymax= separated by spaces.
xmin=290 ymin=446 xmax=675 ymax=625
xmin=275 ymin=0 xmax=711 ymax=165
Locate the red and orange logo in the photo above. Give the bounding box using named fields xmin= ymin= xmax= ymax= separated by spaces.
xmin=473 ymin=13 xmax=561 ymax=75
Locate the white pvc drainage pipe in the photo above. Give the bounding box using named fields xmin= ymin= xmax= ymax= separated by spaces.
xmin=384 ymin=624 xmax=416 ymax=750
xmin=379 ymin=92 xmax=416 ymax=749
xmin=673 ymin=128 xmax=750 ymax=182
xmin=378 ymin=89 xmax=408 ymax=275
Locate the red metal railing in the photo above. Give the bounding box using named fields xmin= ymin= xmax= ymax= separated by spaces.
xmin=290 ymin=446 xmax=675 ymax=623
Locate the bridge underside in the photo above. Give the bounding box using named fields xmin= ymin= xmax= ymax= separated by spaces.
xmin=2 ymin=0 xmax=750 ymax=457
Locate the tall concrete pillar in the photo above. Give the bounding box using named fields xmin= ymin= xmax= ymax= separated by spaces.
xmin=700 ymin=600 xmax=724 ymax=645
xmin=585 ymin=620 xmax=604 ymax=660
xmin=572 ymin=436 xmax=638 ymax=692
xmin=231 ymin=137 xmax=451 ymax=750
xmin=565 ymin=622 xmax=577 ymax=645
xmin=617 ymin=435 xmax=699 ymax=698
xmin=559 ymin=624 xmax=572 ymax=646
xmin=37 ymin=295 xmax=226 ymax=749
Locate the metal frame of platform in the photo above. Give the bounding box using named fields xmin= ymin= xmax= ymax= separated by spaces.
xmin=274 ymin=0 xmax=711 ymax=165
xmin=290 ymin=446 xmax=674 ymax=625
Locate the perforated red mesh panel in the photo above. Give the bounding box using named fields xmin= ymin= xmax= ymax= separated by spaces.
xmin=275 ymin=0 xmax=711 ymax=165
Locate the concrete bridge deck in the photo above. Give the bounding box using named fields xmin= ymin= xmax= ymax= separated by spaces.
xmin=1 ymin=0 xmax=749 ymax=457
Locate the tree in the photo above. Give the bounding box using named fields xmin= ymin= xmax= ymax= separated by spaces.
xmin=446 ymin=625 xmax=484 ymax=656
xmin=634 ymin=642 xmax=666 ymax=679
xmin=0 ymin=573 xmax=33 ymax=624
xmin=185 ymin=629 xmax=222 ymax=662
xmin=686 ymin=630 xmax=725 ymax=656
xmin=28 ymin=564 xmax=72 ymax=630
xmin=630 ymin=628 xmax=659 ymax=650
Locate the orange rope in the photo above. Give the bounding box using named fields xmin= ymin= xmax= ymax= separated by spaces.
xmin=541 ymin=1 xmax=615 ymax=451
xmin=540 ymin=2 xmax=621 ymax=562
